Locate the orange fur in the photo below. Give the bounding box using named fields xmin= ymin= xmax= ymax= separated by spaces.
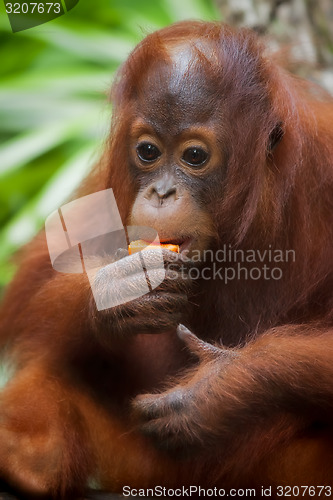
xmin=0 ymin=21 xmax=333 ymax=498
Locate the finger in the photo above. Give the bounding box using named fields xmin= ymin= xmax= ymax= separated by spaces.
xmin=177 ymin=324 xmax=223 ymax=360
xmin=133 ymin=393 xmax=168 ymax=420
xmin=118 ymin=291 xmax=188 ymax=316
xmin=133 ymin=388 xmax=186 ymax=420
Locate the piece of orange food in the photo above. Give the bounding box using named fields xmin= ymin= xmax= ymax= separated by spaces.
xmin=128 ymin=240 xmax=179 ymax=255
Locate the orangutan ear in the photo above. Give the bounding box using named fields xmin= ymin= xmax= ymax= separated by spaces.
xmin=268 ymin=122 xmax=284 ymax=153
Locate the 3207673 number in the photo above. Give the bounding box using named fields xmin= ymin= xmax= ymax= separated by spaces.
xmin=5 ymin=3 xmax=61 ymax=14
xmin=277 ymin=486 xmax=332 ymax=497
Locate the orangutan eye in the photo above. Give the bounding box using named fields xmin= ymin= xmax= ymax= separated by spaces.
xmin=182 ymin=147 xmax=209 ymax=167
xmin=136 ymin=143 xmax=161 ymax=162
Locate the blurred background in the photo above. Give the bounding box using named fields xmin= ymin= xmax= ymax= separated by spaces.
xmin=0 ymin=0 xmax=332 ymax=294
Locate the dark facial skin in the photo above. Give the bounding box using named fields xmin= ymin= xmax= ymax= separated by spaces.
xmin=128 ymin=45 xmax=225 ymax=257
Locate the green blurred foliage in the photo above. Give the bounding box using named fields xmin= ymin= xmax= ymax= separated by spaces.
xmin=0 ymin=0 xmax=220 ymax=290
